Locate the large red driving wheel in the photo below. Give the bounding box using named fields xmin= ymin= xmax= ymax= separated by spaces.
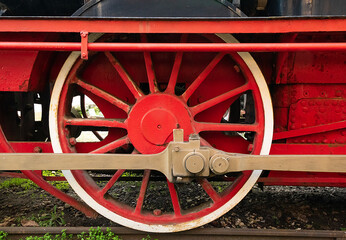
xmin=49 ymin=33 xmax=273 ymax=232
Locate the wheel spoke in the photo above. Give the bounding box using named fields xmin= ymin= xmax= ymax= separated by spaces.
xmin=198 ymin=179 xmax=221 ymax=203
xmin=99 ymin=169 xmax=125 ymax=197
xmin=182 ymin=53 xmax=225 ymax=102
xmin=90 ymin=136 xmax=129 ymax=154
xmin=194 ymin=122 xmax=259 ymax=133
xmin=141 ymin=34 xmax=159 ymax=93
xmin=190 ymin=83 xmax=250 ymax=116
xmin=104 ymin=52 xmax=144 ymax=99
xmin=165 ymin=34 xmax=188 ymax=94
xmin=64 ymin=117 xmax=127 ymax=129
xmin=75 ymin=78 xmax=131 ymax=113
xmin=167 ymin=180 xmax=181 ymax=216
xmin=134 ymin=169 xmax=151 ymax=214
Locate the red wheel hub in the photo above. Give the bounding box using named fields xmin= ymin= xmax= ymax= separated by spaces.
xmin=127 ymin=94 xmax=194 ymax=153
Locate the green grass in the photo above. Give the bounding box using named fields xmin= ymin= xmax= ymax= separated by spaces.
xmin=0 ymin=171 xmax=69 ymax=191
xmin=42 ymin=171 xmax=64 ymax=177
xmin=0 ymin=228 xmax=158 ymax=240
xmin=0 ymin=231 xmax=8 ymax=240
xmin=0 ymin=178 xmax=37 ymax=190
xmin=30 ymin=206 xmax=66 ymax=227
xmin=77 ymin=227 xmax=121 ymax=240
xmin=22 ymin=230 xmax=71 ymax=240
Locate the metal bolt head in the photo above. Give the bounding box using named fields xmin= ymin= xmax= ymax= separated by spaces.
xmin=153 ymin=209 xmax=162 ymax=216
xmin=210 ymin=155 xmax=229 ymax=174
xmin=174 ymin=147 xmax=180 ymax=152
xmin=69 ymin=137 xmax=77 ymax=146
xmin=33 ymin=146 xmax=42 ymax=153
xmin=184 ymin=153 xmax=205 ymax=174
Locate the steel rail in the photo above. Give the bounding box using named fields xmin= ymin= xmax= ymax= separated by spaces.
xmin=0 ymin=17 xmax=345 ymax=33
xmin=0 ymin=42 xmax=345 ymax=52
xmin=0 ymin=227 xmax=345 ymax=240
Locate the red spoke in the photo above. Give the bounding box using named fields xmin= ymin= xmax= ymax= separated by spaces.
xmin=104 ymin=51 xmax=144 ymax=99
xmin=198 ymin=179 xmax=221 ymax=203
xmin=141 ymin=34 xmax=159 ymax=93
xmin=167 ymin=180 xmax=181 ymax=216
xmin=134 ymin=170 xmax=151 ymax=214
xmin=75 ymin=78 xmax=130 ymax=113
xmin=190 ymin=83 xmax=250 ymax=116
xmin=194 ymin=122 xmax=259 ymax=133
xmin=165 ymin=34 xmax=188 ymax=94
xmin=182 ymin=53 xmax=225 ymax=102
xmin=64 ymin=117 xmax=126 ymax=129
xmin=99 ymin=169 xmax=125 ymax=197
xmin=91 ymin=136 xmax=129 ymax=154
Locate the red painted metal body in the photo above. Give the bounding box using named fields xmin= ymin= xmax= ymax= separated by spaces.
xmin=0 ymin=17 xmax=345 ymax=219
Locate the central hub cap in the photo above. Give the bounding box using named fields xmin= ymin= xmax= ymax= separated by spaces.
xmin=127 ymin=94 xmax=193 ymax=154
xmin=141 ymin=108 xmax=178 ymax=145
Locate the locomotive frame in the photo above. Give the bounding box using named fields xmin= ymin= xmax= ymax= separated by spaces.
xmin=0 ymin=14 xmax=345 ymax=232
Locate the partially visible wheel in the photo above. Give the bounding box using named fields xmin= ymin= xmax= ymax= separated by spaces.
xmin=49 ymin=33 xmax=273 ymax=232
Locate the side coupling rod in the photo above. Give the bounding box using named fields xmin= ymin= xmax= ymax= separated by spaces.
xmin=0 ymin=129 xmax=345 ymax=182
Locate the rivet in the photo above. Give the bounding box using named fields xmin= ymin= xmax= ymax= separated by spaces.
xmin=233 ymin=65 xmax=240 ymax=73
xmin=248 ymin=144 xmax=254 ymax=152
xmin=69 ymin=137 xmax=77 ymax=146
xmin=153 ymin=209 xmax=162 ymax=216
xmin=335 ymin=90 xmax=342 ymax=97
xmin=319 ymin=107 xmax=326 ymax=113
xmin=174 ymin=147 xmax=180 ymax=152
xmin=33 ymin=146 xmax=42 ymax=153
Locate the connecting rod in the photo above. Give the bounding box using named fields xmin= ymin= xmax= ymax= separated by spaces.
xmin=0 ymin=129 xmax=345 ymax=182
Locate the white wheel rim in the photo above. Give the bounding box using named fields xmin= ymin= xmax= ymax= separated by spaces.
xmin=49 ymin=34 xmax=273 ymax=232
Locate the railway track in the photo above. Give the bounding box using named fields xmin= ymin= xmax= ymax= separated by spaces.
xmin=0 ymin=227 xmax=345 ymax=240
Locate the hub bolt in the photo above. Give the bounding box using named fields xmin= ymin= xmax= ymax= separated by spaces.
xmin=184 ymin=153 xmax=205 ymax=174
xmin=210 ymin=155 xmax=229 ymax=174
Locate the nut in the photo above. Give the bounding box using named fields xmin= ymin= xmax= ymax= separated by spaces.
xmin=210 ymin=155 xmax=229 ymax=174
xmin=184 ymin=153 xmax=205 ymax=174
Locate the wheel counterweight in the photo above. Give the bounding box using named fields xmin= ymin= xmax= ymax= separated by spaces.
xmin=49 ymin=33 xmax=273 ymax=232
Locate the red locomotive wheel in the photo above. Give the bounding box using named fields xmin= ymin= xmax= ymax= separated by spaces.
xmin=49 ymin=33 xmax=273 ymax=232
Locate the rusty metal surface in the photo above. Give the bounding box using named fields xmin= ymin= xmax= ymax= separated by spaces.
xmin=0 ymin=227 xmax=345 ymax=240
